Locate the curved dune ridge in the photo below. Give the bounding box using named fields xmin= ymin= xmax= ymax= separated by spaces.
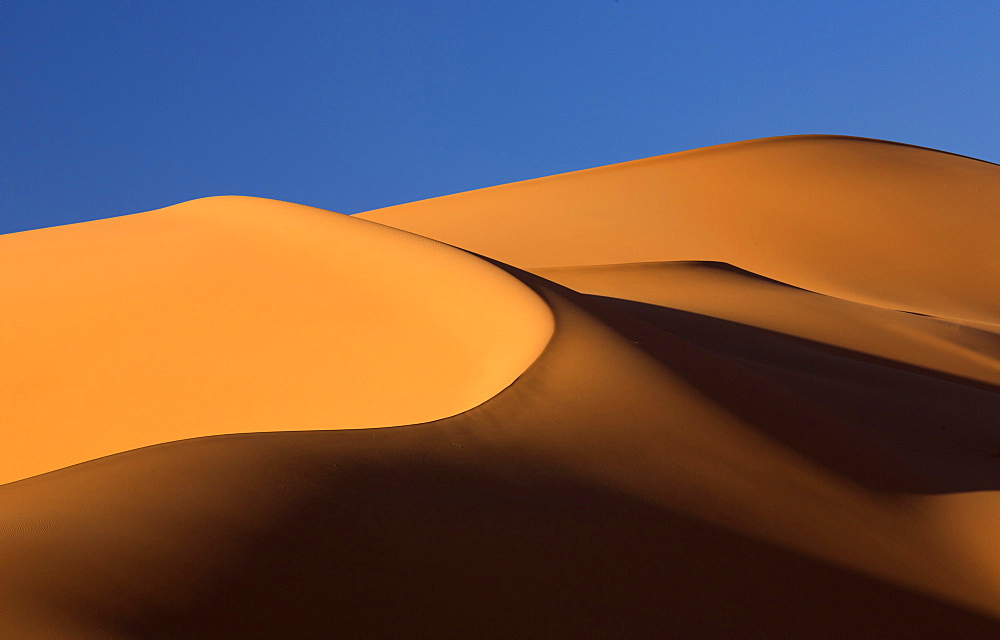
xmin=0 ymin=196 xmax=554 ymax=484
xmin=2 ymin=135 xmax=1000 ymax=637
xmin=532 ymin=260 xmax=1000 ymax=388
xmin=360 ymin=135 xmax=1000 ymax=325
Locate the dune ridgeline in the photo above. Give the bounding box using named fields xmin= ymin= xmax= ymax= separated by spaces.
xmin=2 ymin=135 xmax=999 ymax=637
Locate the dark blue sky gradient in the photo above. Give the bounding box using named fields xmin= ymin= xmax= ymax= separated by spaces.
xmin=3 ymin=1 xmax=999 ymax=234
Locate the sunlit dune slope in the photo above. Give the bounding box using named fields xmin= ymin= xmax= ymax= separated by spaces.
xmin=0 ymin=196 xmax=553 ymax=484
xmin=359 ymin=135 xmax=1000 ymax=324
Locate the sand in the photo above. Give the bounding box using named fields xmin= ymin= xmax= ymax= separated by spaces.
xmin=0 ymin=196 xmax=553 ymax=484
xmin=1 ymin=135 xmax=999 ymax=637
xmin=360 ymin=135 xmax=1000 ymax=324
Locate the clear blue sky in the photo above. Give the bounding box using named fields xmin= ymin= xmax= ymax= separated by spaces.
xmin=3 ymin=1 xmax=998 ymax=234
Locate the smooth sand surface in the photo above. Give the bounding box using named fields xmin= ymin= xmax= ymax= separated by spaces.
xmin=0 ymin=196 xmax=553 ymax=484
xmin=2 ymin=136 xmax=999 ymax=637
xmin=532 ymin=260 xmax=1000 ymax=387
xmin=360 ymin=135 xmax=1000 ymax=324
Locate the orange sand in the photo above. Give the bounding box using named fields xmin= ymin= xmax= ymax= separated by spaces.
xmin=361 ymin=135 xmax=1000 ymax=324
xmin=1 ymin=135 xmax=999 ymax=637
xmin=0 ymin=197 xmax=552 ymax=484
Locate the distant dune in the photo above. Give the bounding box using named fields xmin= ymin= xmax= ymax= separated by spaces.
xmin=2 ymin=136 xmax=999 ymax=637
xmin=361 ymin=135 xmax=1000 ymax=324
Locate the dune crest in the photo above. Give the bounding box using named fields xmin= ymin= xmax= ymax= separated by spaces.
xmin=532 ymin=260 xmax=1000 ymax=387
xmin=0 ymin=196 xmax=553 ymax=484
xmin=359 ymin=135 xmax=1000 ymax=325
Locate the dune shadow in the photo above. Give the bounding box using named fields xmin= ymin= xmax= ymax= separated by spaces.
xmin=91 ymin=451 xmax=999 ymax=639
xmin=581 ymin=294 xmax=1000 ymax=495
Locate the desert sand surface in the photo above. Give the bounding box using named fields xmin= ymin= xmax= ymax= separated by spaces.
xmin=361 ymin=135 xmax=1000 ymax=325
xmin=0 ymin=197 xmax=553 ymax=484
xmin=2 ymin=135 xmax=1000 ymax=637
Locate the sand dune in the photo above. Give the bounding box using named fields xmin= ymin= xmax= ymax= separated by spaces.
xmin=0 ymin=196 xmax=552 ymax=484
xmin=2 ymin=135 xmax=999 ymax=637
xmin=532 ymin=260 xmax=1000 ymax=387
xmin=360 ymin=135 xmax=1000 ymax=324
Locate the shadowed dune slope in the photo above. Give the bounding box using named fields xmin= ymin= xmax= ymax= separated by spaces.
xmin=359 ymin=135 xmax=1000 ymax=324
xmin=532 ymin=261 xmax=1000 ymax=387
xmin=0 ymin=196 xmax=553 ymax=484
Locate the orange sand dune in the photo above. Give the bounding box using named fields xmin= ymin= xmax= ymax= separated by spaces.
xmin=532 ymin=260 xmax=1000 ymax=387
xmin=2 ymin=135 xmax=1000 ymax=637
xmin=0 ymin=196 xmax=552 ymax=484
xmin=360 ymin=135 xmax=1000 ymax=324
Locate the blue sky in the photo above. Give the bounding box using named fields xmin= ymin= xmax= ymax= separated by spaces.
xmin=3 ymin=1 xmax=998 ymax=234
